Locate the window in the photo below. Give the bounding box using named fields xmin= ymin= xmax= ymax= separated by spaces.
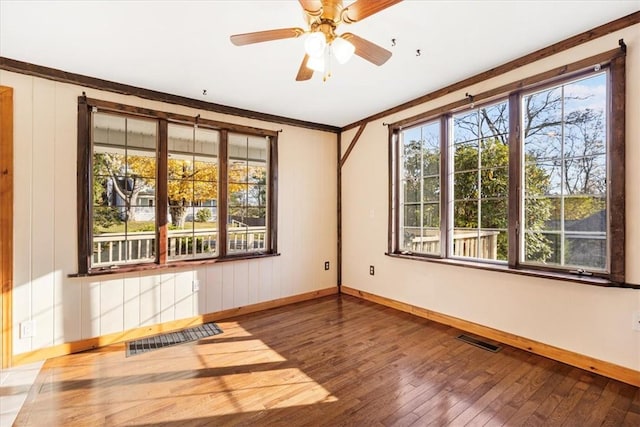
xmin=227 ymin=133 xmax=269 ymax=254
xmin=391 ymin=51 xmax=625 ymax=284
xmin=92 ymin=114 xmax=157 ymax=265
xmin=167 ymin=124 xmax=219 ymax=260
xmin=522 ymin=73 xmax=608 ymax=271
xmin=77 ymin=99 xmax=278 ymax=274
xmin=451 ymin=100 xmax=509 ymax=261
xmin=399 ymin=121 xmax=441 ymax=255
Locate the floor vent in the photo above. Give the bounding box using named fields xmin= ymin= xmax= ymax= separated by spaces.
xmin=457 ymin=334 xmax=502 ymax=353
xmin=126 ymin=322 xmax=223 ymax=357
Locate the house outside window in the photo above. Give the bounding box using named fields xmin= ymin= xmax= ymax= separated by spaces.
xmin=78 ymin=99 xmax=278 ymax=275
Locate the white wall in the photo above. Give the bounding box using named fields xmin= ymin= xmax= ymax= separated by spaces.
xmin=341 ymin=25 xmax=640 ymax=371
xmin=0 ymin=71 xmax=337 ymax=355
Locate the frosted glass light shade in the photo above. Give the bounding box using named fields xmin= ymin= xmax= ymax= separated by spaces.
xmin=307 ymin=55 xmax=325 ymax=72
xmin=305 ymin=32 xmax=326 ymax=58
xmin=332 ymin=37 xmax=355 ymax=64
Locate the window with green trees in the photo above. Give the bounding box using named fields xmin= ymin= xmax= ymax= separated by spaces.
xmin=392 ymin=54 xmax=625 ymax=283
xmin=399 ymin=121 xmax=440 ymax=255
xmin=451 ymin=100 xmax=509 ymax=261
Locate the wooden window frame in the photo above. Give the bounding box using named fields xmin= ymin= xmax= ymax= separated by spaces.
xmin=75 ymin=98 xmax=279 ymax=276
xmin=388 ymin=49 xmax=630 ymax=288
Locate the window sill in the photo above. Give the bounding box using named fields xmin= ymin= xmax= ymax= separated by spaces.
xmin=69 ymin=252 xmax=281 ymax=278
xmin=385 ymin=252 xmax=639 ymax=289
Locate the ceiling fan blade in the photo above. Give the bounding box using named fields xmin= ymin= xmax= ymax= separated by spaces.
xmin=230 ymin=27 xmax=305 ymax=46
xmin=342 ymin=0 xmax=403 ymax=23
xmin=341 ymin=33 xmax=392 ymax=66
xmin=296 ymin=55 xmax=314 ymax=81
xmin=298 ymin=0 xmax=323 ymax=16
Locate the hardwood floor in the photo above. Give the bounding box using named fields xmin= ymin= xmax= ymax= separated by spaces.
xmin=13 ymin=294 xmax=640 ymax=426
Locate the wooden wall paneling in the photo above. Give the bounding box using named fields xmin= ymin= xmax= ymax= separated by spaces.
xmin=272 ymin=255 xmax=282 ymax=299
xmin=123 ymin=275 xmax=141 ymax=330
xmin=10 ymin=75 xmax=33 ymax=356
xmin=54 ymin=84 xmax=82 ymax=344
xmin=82 ymin=278 xmax=102 ymax=339
xmin=159 ymin=271 xmax=176 ymax=323
xmin=0 ymin=85 xmax=13 ymax=368
xmin=31 ymin=78 xmax=56 ymax=349
xmin=205 ymin=265 xmax=223 ymax=313
xmin=99 ymin=276 xmax=125 ymax=335
xmin=258 ymin=258 xmax=274 ymax=302
xmin=221 ymin=263 xmax=235 ymax=310
xmin=233 ymin=261 xmax=250 ymax=307
xmin=193 ymin=266 xmax=207 ymax=315
xmin=139 ymin=273 xmax=161 ymax=327
xmin=248 ymin=261 xmax=260 ymax=305
xmin=174 ymin=270 xmax=194 ymax=320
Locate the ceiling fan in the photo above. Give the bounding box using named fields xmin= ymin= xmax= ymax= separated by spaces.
xmin=230 ymin=0 xmax=403 ymax=81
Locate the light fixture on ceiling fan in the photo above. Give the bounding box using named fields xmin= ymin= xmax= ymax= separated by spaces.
xmin=230 ymin=0 xmax=403 ymax=81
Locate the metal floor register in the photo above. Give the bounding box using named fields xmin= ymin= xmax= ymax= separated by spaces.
xmin=126 ymin=322 xmax=223 ymax=357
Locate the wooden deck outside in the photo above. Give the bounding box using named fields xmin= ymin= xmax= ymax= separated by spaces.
xmin=13 ymin=294 xmax=640 ymax=426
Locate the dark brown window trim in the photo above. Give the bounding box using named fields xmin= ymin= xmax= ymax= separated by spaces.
xmin=342 ymin=11 xmax=639 ymax=131
xmin=389 ymin=46 xmax=626 ymax=285
xmin=76 ymin=97 xmax=278 ymax=276
xmin=0 ymin=57 xmax=340 ymax=134
xmin=388 ymin=48 xmax=624 ymax=132
xmin=68 ymin=252 xmax=281 ymax=278
xmin=86 ymin=98 xmax=280 ymax=138
xmin=385 ymin=253 xmax=639 ymax=290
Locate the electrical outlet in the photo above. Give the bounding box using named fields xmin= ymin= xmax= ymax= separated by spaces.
xmin=20 ymin=320 xmax=35 ymax=339
xmin=633 ymin=311 xmax=640 ymax=332
xmin=369 ymin=265 xmax=375 ymax=276
xmin=192 ymin=280 xmax=200 ymax=292
xmin=324 ymin=261 xmax=330 ymax=270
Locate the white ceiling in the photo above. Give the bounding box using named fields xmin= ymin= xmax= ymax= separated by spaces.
xmin=1 ymin=1 xmax=638 ymax=128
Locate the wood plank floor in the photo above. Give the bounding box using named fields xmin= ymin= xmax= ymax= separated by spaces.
xmin=13 ymin=294 xmax=640 ymax=426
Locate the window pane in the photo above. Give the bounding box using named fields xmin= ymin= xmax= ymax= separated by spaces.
xmin=525 ymin=160 xmax=562 ymax=196
xmin=403 ymin=204 xmax=420 ymax=227
xmin=524 ymin=197 xmax=561 ymax=231
xmin=168 ymin=125 xmax=219 ymax=260
xmin=228 ymin=133 xmax=268 ymax=254
xmin=563 ymin=155 xmax=606 ymax=195
xmin=422 ymin=177 xmax=439 ymax=202
xmin=403 ymin=179 xmax=420 ymax=203
xmin=453 ymin=111 xmax=478 ymax=143
xmin=92 ymin=113 xmax=157 ymax=267
xmin=399 ymin=121 xmax=441 ymax=255
xmin=423 ymin=203 xmax=440 ymax=228
xmin=453 ymin=142 xmax=478 ymax=171
xmin=480 ymin=103 xmax=509 ymax=140
xmin=521 ymin=72 xmax=608 ymax=271
xmin=565 ymin=235 xmax=606 ymax=270
xmin=451 ymin=100 xmax=508 ymax=262
xmin=453 ymin=200 xmax=478 ymax=228
xmin=524 ymin=125 xmax=562 ymax=162
xmin=480 ymin=167 xmax=508 ymax=198
xmin=454 ymin=171 xmax=477 ymax=200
